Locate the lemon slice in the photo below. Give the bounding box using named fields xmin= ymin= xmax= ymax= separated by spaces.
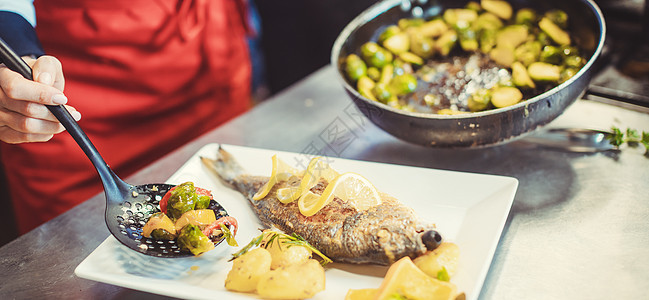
xmin=277 ymin=157 xmax=340 ymax=204
xmin=253 ymin=155 xmax=298 ymax=200
xmin=298 ymin=172 xmax=381 ymax=216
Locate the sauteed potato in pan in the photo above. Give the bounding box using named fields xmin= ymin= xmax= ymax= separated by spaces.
xmin=343 ymin=0 xmax=588 ymax=115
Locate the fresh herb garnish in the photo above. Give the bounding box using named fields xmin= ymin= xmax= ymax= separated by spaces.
xmin=220 ymin=223 xmax=238 ymax=247
xmin=607 ymin=126 xmax=649 ymax=155
xmin=229 ymin=230 xmax=333 ymax=266
xmin=437 ymin=266 xmax=450 ymax=282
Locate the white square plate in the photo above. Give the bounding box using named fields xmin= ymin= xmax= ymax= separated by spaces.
xmin=75 ymin=143 xmax=517 ymax=300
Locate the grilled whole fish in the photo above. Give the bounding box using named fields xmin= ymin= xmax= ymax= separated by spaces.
xmin=200 ymin=146 xmax=442 ymax=265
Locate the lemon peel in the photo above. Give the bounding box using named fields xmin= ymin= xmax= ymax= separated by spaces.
xmin=298 ymin=172 xmax=381 ymax=216
xmin=277 ymin=157 xmax=340 ymax=204
xmin=253 ymin=155 xmax=298 ymax=200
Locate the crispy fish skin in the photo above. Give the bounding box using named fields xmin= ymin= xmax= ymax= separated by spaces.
xmin=201 ymin=147 xmax=439 ymax=265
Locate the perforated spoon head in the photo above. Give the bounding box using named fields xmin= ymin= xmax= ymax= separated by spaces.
xmin=105 ymin=183 xmax=230 ymax=258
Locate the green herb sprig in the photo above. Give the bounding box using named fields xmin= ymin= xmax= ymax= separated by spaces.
xmin=607 ymin=127 xmax=649 ymax=156
xmin=230 ymin=230 xmax=333 ymax=266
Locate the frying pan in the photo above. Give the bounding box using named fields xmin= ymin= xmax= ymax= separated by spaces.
xmin=331 ymin=0 xmax=606 ymax=147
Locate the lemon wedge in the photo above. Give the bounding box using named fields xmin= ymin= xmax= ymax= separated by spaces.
xmin=276 ymin=157 xmax=340 ymax=204
xmin=298 ymin=172 xmax=381 ymax=216
xmin=253 ymin=155 xmax=298 ymax=200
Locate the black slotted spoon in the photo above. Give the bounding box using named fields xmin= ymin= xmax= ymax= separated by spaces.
xmin=0 ymin=38 xmax=229 ymax=257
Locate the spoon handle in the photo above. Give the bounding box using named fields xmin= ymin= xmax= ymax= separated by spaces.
xmin=0 ymin=37 xmax=127 ymax=191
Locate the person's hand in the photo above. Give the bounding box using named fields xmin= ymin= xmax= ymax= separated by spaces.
xmin=0 ymin=55 xmax=80 ymax=144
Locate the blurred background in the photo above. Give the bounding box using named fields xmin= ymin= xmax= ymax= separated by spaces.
xmin=0 ymin=0 xmax=647 ymax=247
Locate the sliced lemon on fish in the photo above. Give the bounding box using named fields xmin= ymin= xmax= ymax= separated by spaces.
xmin=276 ymin=156 xmax=340 ymax=203
xmin=253 ymin=155 xmax=298 ymax=200
xmin=298 ymin=172 xmax=381 ymax=216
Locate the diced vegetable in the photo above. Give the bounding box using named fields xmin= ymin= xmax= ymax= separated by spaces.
xmin=491 ymin=86 xmax=523 ymax=108
xmin=512 ymin=61 xmax=536 ymax=89
xmin=528 ymin=62 xmax=562 ymax=82
xmin=142 ymin=212 xmax=176 ymax=239
xmin=174 ymin=209 xmax=217 ymax=232
xmin=481 ymin=0 xmax=513 ymax=20
xmin=539 ymin=17 xmax=571 ymax=46
xmin=177 ymin=224 xmax=215 ymax=256
xmin=345 ymin=54 xmax=367 ymax=82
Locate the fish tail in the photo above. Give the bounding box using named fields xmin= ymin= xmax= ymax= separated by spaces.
xmin=200 ymin=145 xmax=247 ymax=192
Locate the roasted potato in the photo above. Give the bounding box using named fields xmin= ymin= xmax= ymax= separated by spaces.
xmin=257 ymin=259 xmax=326 ymax=299
xmin=376 ymin=256 xmax=457 ymax=300
xmin=225 ymin=247 xmax=272 ymax=293
xmin=261 ymin=230 xmax=313 ymax=269
xmin=413 ymin=242 xmax=460 ymax=279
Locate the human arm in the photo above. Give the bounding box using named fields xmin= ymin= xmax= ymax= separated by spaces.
xmin=0 ymin=1 xmax=80 ymax=144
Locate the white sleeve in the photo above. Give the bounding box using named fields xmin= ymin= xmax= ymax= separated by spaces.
xmin=0 ymin=0 xmax=36 ymax=27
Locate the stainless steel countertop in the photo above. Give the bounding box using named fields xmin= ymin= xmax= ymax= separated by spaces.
xmin=1 ymin=66 xmax=648 ymax=299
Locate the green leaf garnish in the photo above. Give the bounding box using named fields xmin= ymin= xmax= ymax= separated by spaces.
xmin=219 ymin=223 xmax=238 ymax=247
xmin=229 ymin=230 xmax=333 ymax=266
xmin=437 ymin=266 xmax=450 ymax=282
xmin=607 ymin=126 xmax=649 ymax=156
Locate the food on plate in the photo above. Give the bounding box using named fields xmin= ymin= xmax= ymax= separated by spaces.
xmin=225 ymin=247 xmax=272 ymax=293
xmin=225 ymin=230 xmax=327 ymax=299
xmin=342 ymin=0 xmax=588 ymax=114
xmin=413 ymin=242 xmax=460 ymax=280
xmin=141 ymin=181 xmax=238 ymax=256
xmin=257 ymin=259 xmax=326 ymax=299
xmin=200 ymin=146 xmax=443 ymax=265
xmin=346 ymin=243 xmax=462 ymax=300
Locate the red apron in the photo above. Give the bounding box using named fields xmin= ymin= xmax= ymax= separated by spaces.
xmin=1 ymin=0 xmax=252 ymax=233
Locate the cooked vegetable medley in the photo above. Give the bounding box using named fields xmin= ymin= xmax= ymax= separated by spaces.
xmin=142 ymin=181 xmax=238 ymax=256
xmin=343 ymin=0 xmax=588 ymax=114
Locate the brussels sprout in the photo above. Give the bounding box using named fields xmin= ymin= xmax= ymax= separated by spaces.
xmin=536 ymin=32 xmax=553 ymax=46
xmin=383 ymin=32 xmax=410 ymax=54
xmin=367 ymin=67 xmax=381 ymax=81
xmin=491 ymin=86 xmax=523 ymax=108
xmin=458 ymin=27 xmax=479 ymax=51
xmin=166 ymin=182 xmax=203 ymax=220
xmin=344 ymin=54 xmax=367 ymax=82
xmin=528 ymin=62 xmax=561 ymax=82
xmin=515 ymin=8 xmax=537 ymax=26
xmin=151 ymin=228 xmax=176 ymax=240
xmin=468 ymin=88 xmax=492 ymax=112
xmin=564 ymin=55 xmax=584 ymax=68
xmin=177 ymin=224 xmax=215 ymax=256
xmin=514 ymin=40 xmax=541 ymax=66
xmin=544 ymin=9 xmax=568 ymax=29
xmin=479 ymin=29 xmax=498 ymax=53
xmin=540 ymin=45 xmax=563 ymax=65
xmin=481 ymin=0 xmax=513 ymax=20
xmin=435 ymin=30 xmax=458 ymax=56
xmin=360 ymin=42 xmax=393 ymax=68
xmin=465 ymin=1 xmax=481 ymax=11
xmin=410 ymin=34 xmax=435 ymax=59
xmin=373 ymin=83 xmax=393 ymax=103
xmin=559 ymin=67 xmax=579 ymax=83
xmin=539 ymin=17 xmax=571 ymax=45
xmin=378 ymin=25 xmax=401 ymax=44
xmin=388 ymin=74 xmax=418 ymax=96
xmin=472 ymin=12 xmax=503 ymax=31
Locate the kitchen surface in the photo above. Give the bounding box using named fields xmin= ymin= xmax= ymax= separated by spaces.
xmin=1 ymin=0 xmax=649 ymax=299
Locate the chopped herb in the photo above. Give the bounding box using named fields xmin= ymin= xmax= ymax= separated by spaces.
xmin=607 ymin=126 xmax=649 ymax=156
xmin=437 ymin=266 xmax=450 ymax=282
xmin=229 ymin=230 xmax=333 ymax=266
xmin=220 ymin=223 xmax=238 ymax=247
